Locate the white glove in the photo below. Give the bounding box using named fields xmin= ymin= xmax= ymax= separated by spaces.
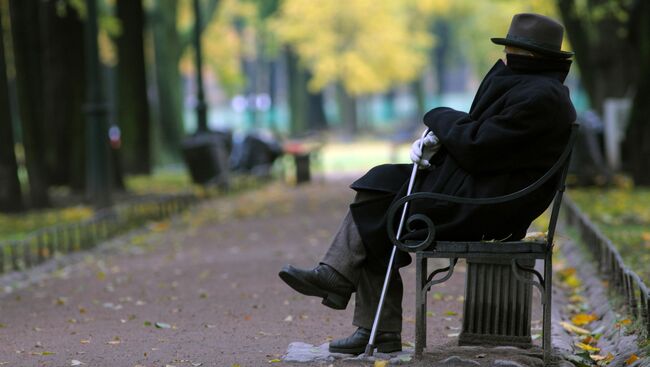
xmin=409 ymin=131 xmax=441 ymax=169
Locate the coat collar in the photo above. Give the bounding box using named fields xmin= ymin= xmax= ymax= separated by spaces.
xmin=504 ymin=54 xmax=572 ymax=82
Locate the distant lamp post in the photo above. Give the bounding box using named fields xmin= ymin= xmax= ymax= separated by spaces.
xmin=84 ymin=0 xmax=111 ymax=208
xmin=193 ymin=0 xmax=208 ymax=133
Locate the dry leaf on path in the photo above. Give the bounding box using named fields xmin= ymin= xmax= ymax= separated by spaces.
xmin=374 ymin=361 xmax=389 ymax=367
xmin=626 ymin=354 xmax=639 ymax=365
xmin=590 ymin=352 xmax=614 ymax=362
xmin=575 ymin=342 xmax=600 ymax=352
xmin=560 ymin=321 xmax=590 ymax=335
xmin=571 ymin=313 xmax=598 ymax=326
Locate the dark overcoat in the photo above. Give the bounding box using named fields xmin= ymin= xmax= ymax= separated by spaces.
xmin=349 ymin=55 xmax=576 ymax=269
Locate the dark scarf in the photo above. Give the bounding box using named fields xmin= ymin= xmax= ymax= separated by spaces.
xmin=506 ymin=53 xmax=572 ymax=82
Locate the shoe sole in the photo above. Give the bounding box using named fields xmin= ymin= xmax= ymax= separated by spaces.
xmin=328 ymin=341 xmax=402 ymax=355
xmin=278 ymin=267 xmax=350 ymax=310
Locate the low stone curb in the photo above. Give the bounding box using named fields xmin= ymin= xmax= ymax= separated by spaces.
xmin=553 ymin=229 xmax=649 ymax=367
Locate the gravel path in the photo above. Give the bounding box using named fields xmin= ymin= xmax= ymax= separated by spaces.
xmin=0 ymin=177 xmax=553 ymax=367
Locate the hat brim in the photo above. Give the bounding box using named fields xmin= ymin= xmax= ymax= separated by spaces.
xmin=491 ymin=37 xmax=574 ymax=58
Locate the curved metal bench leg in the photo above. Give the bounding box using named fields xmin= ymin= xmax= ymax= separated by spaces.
xmin=424 ymin=258 xmax=458 ymax=292
xmin=543 ymin=252 xmax=553 ymax=365
xmin=415 ymin=257 xmax=457 ymax=359
xmin=415 ymin=253 xmax=427 ymax=359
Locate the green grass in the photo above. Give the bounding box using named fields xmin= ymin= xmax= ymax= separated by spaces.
xmin=125 ymin=168 xmax=194 ymax=195
xmin=320 ymin=139 xmax=411 ymax=174
xmin=568 ymin=187 xmax=650 ymax=285
xmin=0 ymin=169 xmax=196 ymax=242
xmin=0 ymin=206 xmax=94 ymax=242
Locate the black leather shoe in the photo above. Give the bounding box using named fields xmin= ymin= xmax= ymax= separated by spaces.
xmin=279 ymin=264 xmax=354 ymax=310
xmin=329 ymin=327 xmax=401 ymax=354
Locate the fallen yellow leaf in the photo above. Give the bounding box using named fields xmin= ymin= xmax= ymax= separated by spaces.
xmin=591 ymin=352 xmax=614 ymax=363
xmin=560 ymin=321 xmax=591 ymax=335
xmin=626 ymin=354 xmax=639 ymax=365
xmin=572 ymin=313 xmax=598 ymax=326
xmin=569 ymin=294 xmax=586 ymax=303
xmin=564 ymin=275 xmax=582 ymax=288
xmin=620 ymin=319 xmax=632 ymax=326
xmin=581 ymin=335 xmax=596 ymax=345
xmin=575 ymin=342 xmax=600 ymax=352
xmin=559 ymin=267 xmax=576 ymax=277
xmin=150 ymin=221 xmax=170 ymax=232
xmin=267 ymin=359 xmax=281 ymax=363
xmin=641 ymin=232 xmax=650 ymax=241
xmin=374 ymin=361 xmax=389 ymax=367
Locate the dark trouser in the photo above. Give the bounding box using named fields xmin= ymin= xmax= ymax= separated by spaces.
xmin=321 ymin=191 xmax=403 ymax=333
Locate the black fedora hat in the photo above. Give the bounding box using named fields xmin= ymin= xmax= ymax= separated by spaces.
xmin=491 ymin=13 xmax=573 ymax=58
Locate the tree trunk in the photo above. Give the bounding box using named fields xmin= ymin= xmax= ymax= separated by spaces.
xmin=306 ymin=69 xmax=327 ymax=131
xmin=622 ymin=0 xmax=650 ymax=184
xmin=151 ymin=0 xmax=184 ymax=161
xmin=9 ymin=0 xmax=49 ymax=207
xmin=307 ymin=90 xmax=327 ymax=131
xmin=433 ymin=20 xmax=450 ymax=96
xmin=117 ymin=0 xmax=151 ymax=174
xmin=286 ymin=47 xmax=308 ymax=136
xmin=412 ymin=77 xmax=426 ymax=120
xmin=0 ymin=3 xmax=22 ymax=212
xmin=556 ymin=0 xmax=637 ymax=114
xmin=337 ymin=83 xmax=357 ymax=134
xmin=41 ymin=0 xmax=86 ymax=190
xmin=383 ymin=89 xmax=396 ymax=122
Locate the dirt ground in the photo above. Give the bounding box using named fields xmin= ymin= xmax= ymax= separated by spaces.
xmin=0 ymin=177 xmax=546 ymax=367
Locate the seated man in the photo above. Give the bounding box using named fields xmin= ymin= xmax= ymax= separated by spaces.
xmin=279 ymin=13 xmax=576 ymax=354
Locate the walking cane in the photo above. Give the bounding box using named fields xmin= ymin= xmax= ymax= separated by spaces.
xmin=364 ymin=128 xmax=430 ymax=356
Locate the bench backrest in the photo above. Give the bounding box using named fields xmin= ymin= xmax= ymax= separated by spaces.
xmin=387 ymin=123 xmax=580 ymax=252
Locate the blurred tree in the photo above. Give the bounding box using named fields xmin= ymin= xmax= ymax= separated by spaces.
xmin=285 ymin=47 xmax=308 ymax=134
xmin=41 ymin=0 xmax=87 ymax=190
xmin=556 ymin=0 xmax=635 ymax=113
xmin=191 ymin=0 xmax=247 ymax=96
xmin=151 ymin=0 xmax=220 ymax=161
xmin=116 ymin=0 xmax=151 ymax=174
xmin=432 ymin=19 xmax=451 ymax=95
xmin=307 ymin=75 xmax=327 ymax=131
xmin=426 ymin=0 xmax=557 ymax=77
xmin=556 ymin=0 xmax=650 ymax=184
xmin=84 ymin=0 xmax=112 ymax=207
xmin=272 ymin=0 xmax=434 ymax=132
xmin=151 ymin=0 xmax=184 ymax=160
xmin=253 ymin=0 xmax=327 ymax=134
xmin=9 ymin=0 xmax=50 ymax=207
xmin=0 ymin=1 xmax=22 ymax=212
xmin=622 ymin=0 xmax=650 ymax=184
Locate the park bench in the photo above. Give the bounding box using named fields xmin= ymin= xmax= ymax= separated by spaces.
xmin=386 ymin=123 xmax=579 ymax=364
xmin=283 ymin=138 xmax=324 ymax=184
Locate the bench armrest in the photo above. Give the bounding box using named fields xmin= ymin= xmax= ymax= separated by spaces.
xmin=387 ymin=123 xmax=579 ymax=253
